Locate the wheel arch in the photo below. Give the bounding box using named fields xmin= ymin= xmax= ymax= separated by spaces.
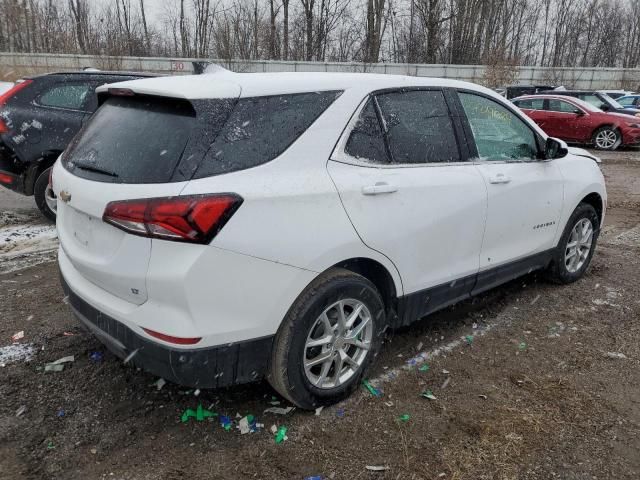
xmin=24 ymin=150 xmax=62 ymax=195
xmin=580 ymin=191 xmax=604 ymax=226
xmin=329 ymin=257 xmax=399 ymax=315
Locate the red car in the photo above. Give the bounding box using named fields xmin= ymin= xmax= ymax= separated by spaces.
xmin=513 ymin=94 xmax=640 ymax=150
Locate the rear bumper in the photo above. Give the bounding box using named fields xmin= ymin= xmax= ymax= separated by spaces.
xmin=60 ymin=272 xmax=274 ymax=388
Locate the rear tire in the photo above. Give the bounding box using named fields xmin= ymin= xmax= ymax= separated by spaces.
xmin=547 ymin=202 xmax=599 ymax=284
xmin=34 ymin=167 xmax=56 ymax=223
xmin=267 ymin=268 xmax=385 ymax=409
xmin=592 ymin=126 xmax=621 ymax=150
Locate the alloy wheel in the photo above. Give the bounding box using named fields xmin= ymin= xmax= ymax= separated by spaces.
xmin=595 ymin=129 xmax=618 ymax=149
xmin=565 ymin=218 xmax=594 ymax=273
xmin=44 ymin=184 xmax=57 ymax=215
xmin=303 ymin=299 xmax=373 ymax=389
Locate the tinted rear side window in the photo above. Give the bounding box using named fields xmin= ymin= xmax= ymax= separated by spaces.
xmin=344 ymin=99 xmax=389 ymax=163
xmin=194 ymin=91 xmax=341 ymax=178
xmin=376 ymin=90 xmax=460 ymax=163
xmin=39 ymin=84 xmax=91 ymax=110
xmin=63 ymin=96 xmax=197 ymax=183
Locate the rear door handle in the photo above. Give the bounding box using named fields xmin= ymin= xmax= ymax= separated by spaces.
xmin=488 ymin=173 xmax=511 ymax=184
xmin=362 ymin=182 xmax=398 ymax=195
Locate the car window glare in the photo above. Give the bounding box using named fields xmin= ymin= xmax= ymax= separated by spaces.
xmin=375 ymin=90 xmax=460 ymax=164
xmin=459 ymin=92 xmax=538 ymax=162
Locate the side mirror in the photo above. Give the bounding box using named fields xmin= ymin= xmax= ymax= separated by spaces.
xmin=574 ymin=109 xmax=585 ymax=116
xmin=545 ymin=137 xmax=568 ymax=160
xmin=600 ymin=104 xmax=610 ymax=111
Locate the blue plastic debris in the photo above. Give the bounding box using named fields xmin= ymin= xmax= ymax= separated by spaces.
xmin=336 ymin=408 xmax=345 ymax=418
xmin=219 ymin=415 xmax=232 ymax=431
xmin=89 ymin=351 xmax=103 ymax=362
xmin=56 ymin=409 xmax=65 ymax=417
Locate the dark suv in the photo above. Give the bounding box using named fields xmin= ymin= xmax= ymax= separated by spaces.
xmin=0 ymin=70 xmax=156 ymax=220
xmin=535 ymin=89 xmax=640 ymax=118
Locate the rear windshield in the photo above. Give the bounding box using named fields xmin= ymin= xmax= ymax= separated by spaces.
xmin=63 ymin=96 xmax=197 ymax=183
xmin=63 ymin=90 xmax=341 ymax=184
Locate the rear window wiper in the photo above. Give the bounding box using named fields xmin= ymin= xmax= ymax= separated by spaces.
xmin=74 ymin=163 xmax=119 ymax=178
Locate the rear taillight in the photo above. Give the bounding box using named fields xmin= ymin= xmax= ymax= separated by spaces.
xmin=102 ymin=194 xmax=243 ymax=244
xmin=0 ymin=171 xmax=16 ymax=186
xmin=0 ymin=79 xmax=33 ymax=107
xmin=0 ymin=80 xmax=33 ymax=134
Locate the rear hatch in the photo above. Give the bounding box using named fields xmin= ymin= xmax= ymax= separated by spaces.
xmin=56 ymin=85 xmax=241 ymax=304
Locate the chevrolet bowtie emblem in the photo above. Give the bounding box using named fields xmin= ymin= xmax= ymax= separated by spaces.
xmin=59 ymin=190 xmax=71 ymax=203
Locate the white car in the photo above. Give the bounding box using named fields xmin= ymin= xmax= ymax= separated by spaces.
xmin=53 ymin=72 xmax=606 ymax=409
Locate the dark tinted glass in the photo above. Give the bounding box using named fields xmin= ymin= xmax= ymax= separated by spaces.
xmin=514 ymin=98 xmax=544 ymax=110
xmin=39 ymin=84 xmax=91 ymax=110
xmin=63 ymin=96 xmax=196 ymax=183
xmin=376 ymin=90 xmax=460 ymax=163
xmin=344 ymin=99 xmax=388 ymax=163
xmin=194 ymin=91 xmax=341 ymax=178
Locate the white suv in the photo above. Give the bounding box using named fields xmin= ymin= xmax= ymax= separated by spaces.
xmin=53 ymin=72 xmax=606 ymax=409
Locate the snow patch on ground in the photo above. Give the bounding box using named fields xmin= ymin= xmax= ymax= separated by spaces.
xmin=0 ymin=212 xmax=58 ymax=273
xmin=0 ymin=343 xmax=36 ymax=366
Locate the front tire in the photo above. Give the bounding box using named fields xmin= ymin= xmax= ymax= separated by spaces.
xmin=268 ymin=268 xmax=385 ymax=409
xmin=547 ymin=202 xmax=600 ymax=284
xmin=592 ymin=126 xmax=621 ymax=150
xmin=34 ymin=167 xmax=56 ymax=222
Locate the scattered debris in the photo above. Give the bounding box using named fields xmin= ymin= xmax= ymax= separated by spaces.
xmin=398 ymin=414 xmax=410 ymax=422
xmin=479 ymin=394 xmax=487 ymax=400
xmin=419 ymin=364 xmax=430 ymax=372
xmin=384 ymin=401 xmax=394 ymax=407
xmin=62 ymin=332 xmax=76 ymax=337
xmin=194 ymin=389 xmax=200 ymax=396
xmin=518 ymin=342 xmax=527 ymax=351
xmin=57 ymin=408 xmax=65 ymax=417
xmin=238 ymin=415 xmax=257 ymax=434
xmin=416 ymin=342 xmax=423 ymax=351
xmin=11 ymin=331 xmax=24 ymax=342
xmin=365 ymin=465 xmax=389 ymax=472
xmin=89 ymin=351 xmax=103 ymax=362
xmin=441 ymin=377 xmax=451 ymax=389
xmin=314 ymin=406 xmax=324 ymax=416
xmin=272 ymin=425 xmax=288 ymax=443
xmin=220 ymin=415 xmax=232 ymax=431
xmin=44 ymin=363 xmax=65 ymax=372
xmin=421 ymin=390 xmax=437 ymax=400
xmin=90 ymin=448 xmax=97 ymax=455
xmin=362 ymin=379 xmax=382 ymax=397
xmin=530 ymin=294 xmax=541 ymax=305
xmin=46 ymin=441 xmax=55 ymax=450
xmin=15 ymin=405 xmax=26 ymax=417
xmin=123 ymin=349 xmax=139 ymax=364
xmin=442 ymin=369 xmax=450 ymax=375
xmin=264 ymin=406 xmax=294 ymax=415
xmin=44 ymin=356 xmax=74 ymax=372
xmin=465 ymin=335 xmax=474 ymax=345
xmin=606 ymin=352 xmax=627 ymax=359
xmin=336 ymin=408 xmax=345 ymax=418
xmin=154 ymin=378 xmax=166 ymax=391
xmin=181 ymin=404 xmax=217 ymax=422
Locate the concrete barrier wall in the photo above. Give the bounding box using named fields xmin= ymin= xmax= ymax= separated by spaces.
xmin=0 ymin=52 xmax=639 ymax=89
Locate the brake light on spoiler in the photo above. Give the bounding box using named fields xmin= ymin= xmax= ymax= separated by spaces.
xmin=103 ymin=194 xmax=243 ymax=244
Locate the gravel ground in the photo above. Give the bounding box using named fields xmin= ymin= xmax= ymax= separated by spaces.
xmin=0 ymin=148 xmax=639 ymax=480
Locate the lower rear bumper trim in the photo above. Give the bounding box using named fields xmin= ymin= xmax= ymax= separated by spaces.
xmin=60 ymin=270 xmax=274 ymax=388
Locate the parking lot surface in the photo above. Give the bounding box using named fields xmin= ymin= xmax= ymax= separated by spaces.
xmin=1 ymin=148 xmax=639 ymax=480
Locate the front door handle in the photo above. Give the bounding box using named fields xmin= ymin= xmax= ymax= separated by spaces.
xmin=362 ymin=182 xmax=398 ymax=195
xmin=488 ymin=173 xmax=511 ymax=184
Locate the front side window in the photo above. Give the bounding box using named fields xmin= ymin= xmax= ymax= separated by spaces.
xmin=39 ymin=84 xmax=91 ymax=110
xmin=458 ymin=92 xmax=538 ymax=161
xmin=375 ymin=90 xmax=460 ymax=164
xmin=195 ymin=91 xmax=341 ymax=178
xmin=547 ymin=99 xmax=580 ymax=113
